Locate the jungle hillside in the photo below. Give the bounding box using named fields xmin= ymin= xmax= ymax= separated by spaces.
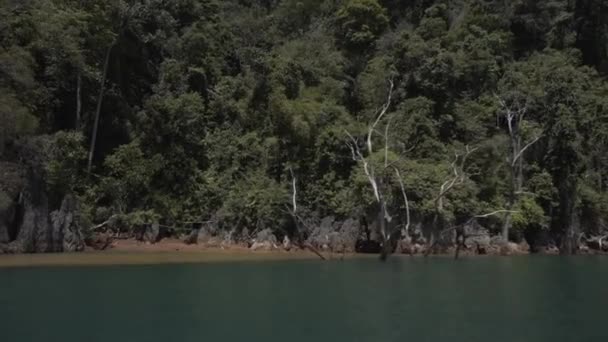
xmin=2 ymin=0 xmax=608 ymax=257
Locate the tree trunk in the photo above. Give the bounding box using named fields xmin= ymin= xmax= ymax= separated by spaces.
xmin=379 ymin=200 xmax=389 ymax=261
xmin=502 ymin=165 xmax=518 ymax=243
xmin=87 ymin=45 xmax=113 ymax=173
xmin=76 ymin=72 xmax=82 ymax=129
xmin=501 ymin=210 xmax=512 ymax=243
xmin=557 ymin=180 xmax=578 ymax=255
xmin=503 ymin=134 xmax=525 ymax=243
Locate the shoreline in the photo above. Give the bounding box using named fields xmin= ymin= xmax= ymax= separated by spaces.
xmin=0 ymin=238 xmax=605 ymax=269
xmin=0 ymin=239 xmax=356 ymax=268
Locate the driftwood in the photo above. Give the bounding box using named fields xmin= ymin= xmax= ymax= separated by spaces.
xmin=586 ymin=234 xmax=608 ymax=251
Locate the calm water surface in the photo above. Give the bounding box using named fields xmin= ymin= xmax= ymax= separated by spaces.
xmin=0 ymin=256 xmax=606 ymax=342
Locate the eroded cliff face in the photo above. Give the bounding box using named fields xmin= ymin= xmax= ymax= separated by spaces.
xmin=0 ymin=161 xmax=84 ymax=254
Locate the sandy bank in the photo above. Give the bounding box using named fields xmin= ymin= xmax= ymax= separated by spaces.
xmin=0 ymin=239 xmax=357 ymax=268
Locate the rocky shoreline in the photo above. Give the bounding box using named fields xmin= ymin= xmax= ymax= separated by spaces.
xmin=1 ymin=165 xmax=606 ymax=257
xmin=67 ymin=217 xmax=607 ymax=258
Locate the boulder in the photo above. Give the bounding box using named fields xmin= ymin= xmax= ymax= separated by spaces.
xmin=517 ymin=240 xmax=530 ymax=253
xmin=306 ymin=216 xmax=335 ymax=250
xmin=304 ymin=216 xmax=362 ymax=252
xmin=220 ymin=230 xmax=238 ymax=249
xmin=183 ymin=229 xmax=198 ymax=245
xmin=336 ymin=218 xmax=361 ymax=252
xmin=398 ymin=238 xmax=415 ymax=255
xmin=11 ymin=192 xmax=52 ymax=253
xmin=500 ymin=242 xmax=526 ymax=256
xmin=282 ymin=235 xmax=291 ymax=251
xmin=0 ymin=162 xmax=25 ymax=244
xmin=50 ymin=195 xmax=85 ymax=252
xmin=86 ymin=233 xmax=113 ymax=250
xmin=197 ymin=221 xmax=219 ymax=245
xmin=250 ymin=229 xmax=278 ymax=251
xmin=409 ymin=224 xmax=427 ymax=245
xmin=249 ymin=229 xmax=277 ymax=251
xmin=463 ymin=221 xmax=491 ymax=249
xmin=143 ymin=222 xmax=161 ymax=244
xmin=250 ymin=241 xmax=274 ymax=251
xmin=579 ymin=243 xmax=590 ymax=254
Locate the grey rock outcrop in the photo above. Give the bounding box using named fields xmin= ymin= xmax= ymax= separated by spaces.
xmin=50 ymin=195 xmax=85 ymax=252
xmin=306 ymin=217 xmax=362 ymax=252
xmin=250 ymin=229 xmax=278 ymax=251
xmin=197 ymin=221 xmax=219 ymax=244
xmin=463 ymin=220 xmax=491 ymax=249
xmin=10 ymin=176 xmax=52 ymax=253
xmin=8 ymin=190 xmax=86 ymax=253
xmin=1 ymin=139 xmax=88 ymax=254
xmin=306 ymin=216 xmax=336 ymax=250
xmin=143 ymin=222 xmax=161 ymax=244
xmin=0 ymin=162 xmax=25 ymax=246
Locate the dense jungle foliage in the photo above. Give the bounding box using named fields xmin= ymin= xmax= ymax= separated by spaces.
xmin=2 ymin=0 xmax=608 ymax=253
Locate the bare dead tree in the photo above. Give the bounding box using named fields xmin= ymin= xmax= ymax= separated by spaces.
xmin=286 ymin=167 xmax=327 ymax=261
xmin=394 ymin=168 xmax=411 ymax=235
xmin=345 ymin=80 xmax=411 ymax=261
xmin=496 ymin=95 xmax=541 ymax=243
xmin=425 ymin=146 xmax=478 ymax=256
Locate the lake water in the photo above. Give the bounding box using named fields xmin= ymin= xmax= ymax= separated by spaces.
xmin=0 ymin=256 xmax=606 ymax=342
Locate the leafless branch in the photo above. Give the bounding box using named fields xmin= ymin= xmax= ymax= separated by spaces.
xmin=289 ymin=167 xmax=297 ymax=214
xmin=512 ymin=135 xmax=541 ymax=166
xmin=435 ymin=146 xmax=478 ymax=207
xmin=384 ymin=117 xmax=393 ymax=168
xmin=367 ymin=79 xmax=394 ymax=154
xmin=394 ymin=168 xmax=410 ymax=233
xmin=90 ymin=215 xmax=119 ymax=231
xmin=474 ymin=210 xmax=518 ymax=218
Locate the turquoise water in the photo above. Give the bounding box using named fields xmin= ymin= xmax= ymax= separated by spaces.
xmin=0 ymin=256 xmax=606 ymax=341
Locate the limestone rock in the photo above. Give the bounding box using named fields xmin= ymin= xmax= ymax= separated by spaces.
xmin=87 ymin=233 xmax=113 ymax=250
xmin=464 ymin=221 xmax=491 ymax=248
xmin=336 ymin=218 xmax=361 ymax=252
xmin=0 ymin=162 xmax=25 ymax=244
xmin=50 ymin=195 xmax=85 ymax=252
xmin=250 ymin=229 xmax=277 ymax=251
xmin=254 ymin=229 xmax=277 ymax=246
xmin=282 ymin=235 xmax=291 ymax=251
xmin=143 ymin=222 xmax=161 ymax=244
xmin=197 ymin=221 xmax=219 ymax=245
xmin=183 ymin=229 xmax=198 ymax=245
xmin=499 ymin=242 xmax=524 ymax=255
xmin=306 ymin=216 xmax=335 ymax=250
xmin=250 ymin=241 xmax=274 ymax=251
xmin=11 ymin=195 xmax=51 ymax=253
